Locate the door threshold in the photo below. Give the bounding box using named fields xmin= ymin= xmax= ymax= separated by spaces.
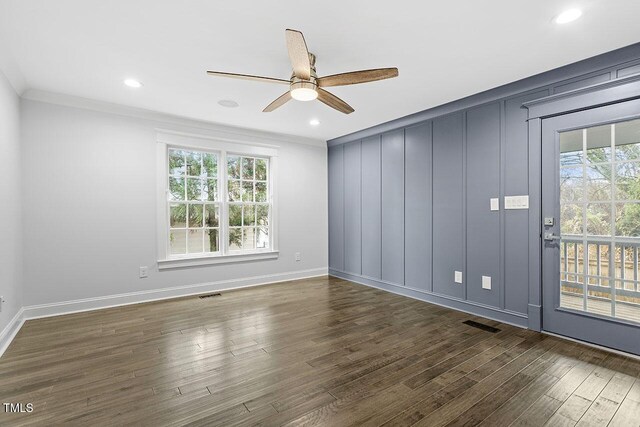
xmin=542 ymin=330 xmax=640 ymax=361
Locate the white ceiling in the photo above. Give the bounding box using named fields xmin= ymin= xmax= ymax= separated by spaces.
xmin=1 ymin=0 xmax=640 ymax=141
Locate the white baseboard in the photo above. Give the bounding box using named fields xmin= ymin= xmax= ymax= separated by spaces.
xmin=0 ymin=308 xmax=25 ymax=358
xmin=23 ymin=267 xmax=328 ymax=320
xmin=0 ymin=267 xmax=326 ymax=359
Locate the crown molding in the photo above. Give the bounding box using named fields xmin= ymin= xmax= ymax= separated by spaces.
xmin=21 ymin=89 xmax=326 ymax=148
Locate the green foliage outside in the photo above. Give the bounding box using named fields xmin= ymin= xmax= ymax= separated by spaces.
xmin=167 ymin=149 xmax=269 ymax=253
xmin=561 ymin=140 xmax=640 ymax=238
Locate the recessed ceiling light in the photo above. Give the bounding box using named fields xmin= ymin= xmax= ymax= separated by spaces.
xmin=124 ymin=78 xmax=143 ymax=88
xmin=555 ymin=8 xmax=583 ymax=24
xmin=218 ymin=99 xmax=239 ymax=108
xmin=309 ymin=119 xmax=320 ymax=126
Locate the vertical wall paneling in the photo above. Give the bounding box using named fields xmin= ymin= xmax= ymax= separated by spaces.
xmin=466 ymin=103 xmax=501 ymax=307
xmin=381 ymin=130 xmax=405 ymax=285
xmin=503 ymin=90 xmax=549 ymax=314
xmin=432 ymin=113 xmax=464 ymax=298
xmin=343 ymin=141 xmax=362 ymax=274
xmin=328 ymin=145 xmax=345 ymax=271
xmin=499 ymin=102 xmax=506 ymax=310
xmin=328 ymin=47 xmax=640 ymax=328
xmin=361 ymin=136 xmax=382 ymax=279
xmin=404 ymin=123 xmax=432 ymax=291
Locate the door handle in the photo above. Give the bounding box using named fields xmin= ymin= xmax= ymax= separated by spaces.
xmin=544 ymin=232 xmax=561 ymax=241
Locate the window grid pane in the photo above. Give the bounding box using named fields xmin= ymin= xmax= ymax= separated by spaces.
xmin=559 ymin=118 xmax=640 ymax=324
xmin=226 ymin=154 xmax=270 ymax=252
xmin=168 ymin=148 xmax=271 ymax=257
xmin=168 ymin=147 xmax=221 ymax=256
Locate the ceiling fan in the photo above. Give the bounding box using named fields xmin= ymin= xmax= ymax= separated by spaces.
xmin=206 ymin=29 xmax=398 ymax=114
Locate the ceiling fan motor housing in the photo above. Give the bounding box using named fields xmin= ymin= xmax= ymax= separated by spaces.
xmin=290 ymin=53 xmax=318 ymax=101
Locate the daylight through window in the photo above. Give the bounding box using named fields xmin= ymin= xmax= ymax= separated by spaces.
xmin=166 ymin=147 xmax=271 ymax=258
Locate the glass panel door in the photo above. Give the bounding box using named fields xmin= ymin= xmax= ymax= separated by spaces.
xmin=542 ymin=99 xmax=640 ymax=355
xmin=558 ymin=118 xmax=640 ymax=324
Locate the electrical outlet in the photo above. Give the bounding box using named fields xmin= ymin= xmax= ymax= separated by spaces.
xmin=454 ymin=271 xmax=463 ymax=284
xmin=0 ymin=295 xmax=4 ymax=312
xmin=139 ymin=266 xmax=148 ymax=278
xmin=295 ymin=252 xmax=301 ymax=262
xmin=482 ymin=276 xmax=492 ymax=290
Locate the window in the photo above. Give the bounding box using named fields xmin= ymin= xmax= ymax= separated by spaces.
xmin=227 ymin=155 xmax=271 ymax=252
xmin=168 ymin=149 xmax=221 ymax=255
xmin=157 ymin=131 xmax=278 ymax=268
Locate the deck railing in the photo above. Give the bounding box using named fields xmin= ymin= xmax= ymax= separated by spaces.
xmin=560 ymin=234 xmax=640 ymax=318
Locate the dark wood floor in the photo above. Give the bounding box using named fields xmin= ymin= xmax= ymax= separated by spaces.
xmin=1 ymin=276 xmax=639 ymax=426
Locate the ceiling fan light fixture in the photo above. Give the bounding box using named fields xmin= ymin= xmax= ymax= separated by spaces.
xmin=290 ymin=81 xmax=318 ymax=101
xmin=206 ymin=29 xmax=398 ymax=114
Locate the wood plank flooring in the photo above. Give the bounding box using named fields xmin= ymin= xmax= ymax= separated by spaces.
xmin=1 ymin=275 xmax=639 ymax=426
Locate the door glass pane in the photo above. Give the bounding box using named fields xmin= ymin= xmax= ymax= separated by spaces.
xmin=559 ymin=118 xmax=640 ymax=324
xmin=586 ymin=124 xmax=612 ymax=163
xmin=560 ymin=166 xmax=583 ymax=202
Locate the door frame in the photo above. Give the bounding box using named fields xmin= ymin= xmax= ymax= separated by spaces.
xmin=525 ymin=74 xmax=640 ymax=332
xmin=525 ymin=74 xmax=640 ymax=352
xmin=541 ymin=101 xmax=640 ymax=354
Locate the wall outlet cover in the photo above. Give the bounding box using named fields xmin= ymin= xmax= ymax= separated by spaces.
xmin=454 ymin=271 xmax=463 ymax=284
xmin=139 ymin=266 xmax=148 ymax=278
xmin=490 ymin=198 xmax=499 ymax=211
xmin=482 ymin=276 xmax=492 ymax=290
xmin=295 ymin=252 xmax=301 ymax=261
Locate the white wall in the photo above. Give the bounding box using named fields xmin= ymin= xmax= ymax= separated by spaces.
xmin=0 ymin=71 xmax=22 ymax=336
xmin=20 ymin=98 xmax=328 ymax=309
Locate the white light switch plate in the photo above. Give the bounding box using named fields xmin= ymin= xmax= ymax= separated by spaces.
xmin=454 ymin=271 xmax=463 ymax=284
xmin=482 ymin=276 xmax=492 ymax=290
xmin=490 ymin=198 xmax=499 ymax=211
xmin=504 ymin=195 xmax=529 ymax=210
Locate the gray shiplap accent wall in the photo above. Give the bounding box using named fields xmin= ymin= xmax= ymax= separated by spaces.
xmin=328 ymin=145 xmax=344 ymax=272
xmin=381 ymin=130 xmax=405 ymax=285
xmin=327 ymin=43 xmax=640 ymax=328
xmin=432 ymin=112 xmax=464 ymax=299
xmin=504 ymin=90 xmax=549 ymax=316
xmin=404 ymin=123 xmax=432 ymax=291
xmin=466 ymin=102 xmax=501 ymax=308
xmin=361 ymin=136 xmax=382 ymax=280
xmin=344 ymin=142 xmax=362 ymax=275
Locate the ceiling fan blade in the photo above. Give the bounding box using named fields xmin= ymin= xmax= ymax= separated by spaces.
xmin=317 ymin=68 xmax=399 ymax=87
xmin=207 ymin=71 xmax=289 ymax=85
xmin=317 ymin=88 xmax=354 ymax=114
xmin=263 ymin=91 xmax=292 ymax=112
xmin=285 ymin=29 xmax=311 ymax=80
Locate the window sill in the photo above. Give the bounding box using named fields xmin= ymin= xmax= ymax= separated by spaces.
xmin=157 ymin=251 xmax=279 ymax=270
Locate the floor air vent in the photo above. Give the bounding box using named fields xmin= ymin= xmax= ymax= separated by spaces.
xmin=463 ymin=320 xmax=500 ymax=333
xmin=199 ymin=293 xmax=221 ymax=299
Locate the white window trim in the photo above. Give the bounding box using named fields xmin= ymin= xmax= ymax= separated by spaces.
xmin=156 ymin=129 xmax=279 ymax=269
